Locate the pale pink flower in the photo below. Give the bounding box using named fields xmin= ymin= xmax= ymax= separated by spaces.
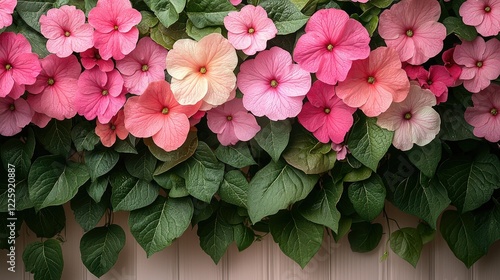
xmin=95 ymin=109 xmax=128 ymax=147
xmin=377 ymin=84 xmax=441 ymax=151
xmin=0 ymin=96 xmax=33 ymax=136
xmin=465 ymin=84 xmax=500 ymax=142
xmin=332 ymin=143 xmax=349 ymax=161
xmin=88 ymin=0 xmax=141 ymax=60
xmin=124 ymin=80 xmax=201 ymax=152
xmin=0 ymin=0 xmax=16 ymax=29
xmin=237 ymin=46 xmax=311 ymax=121
xmin=224 ymin=5 xmax=277 ymax=55
xmin=336 ymin=47 xmax=410 ymax=117
xmin=26 ymin=54 xmax=80 ymax=120
xmin=0 ymin=32 xmax=41 ymax=99
xmin=116 ymin=37 xmax=167 ymax=95
xmin=298 ymin=81 xmax=356 ymax=144
xmin=39 ymin=5 xmax=94 ymax=58
xmin=379 ymin=0 xmax=446 ymax=65
xmin=293 ymin=8 xmax=370 ymax=85
xmin=453 ymin=37 xmax=500 ymax=93
xmin=166 ymin=33 xmax=238 ymax=106
xmin=31 ymin=112 xmax=51 ymax=128
xmin=207 ymin=98 xmax=260 ymax=146
xmin=80 ymin=47 xmax=115 ymax=72
xmin=407 ymin=65 xmax=454 ymax=104
xmin=442 ymin=47 xmax=462 ymax=86
xmin=75 ymin=68 xmax=126 ymax=123
xmin=460 ymin=0 xmax=500 ymax=37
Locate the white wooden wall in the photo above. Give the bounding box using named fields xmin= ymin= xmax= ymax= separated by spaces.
xmin=2 ymin=203 xmax=500 ymax=280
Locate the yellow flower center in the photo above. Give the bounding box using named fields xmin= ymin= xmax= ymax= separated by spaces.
xmin=101 ymin=90 xmax=109 ymax=96
xmin=327 ymin=44 xmax=334 ymax=51
xmin=248 ymin=27 xmax=255 ymax=34
xmin=485 ymin=6 xmax=491 ymax=12
xmin=404 ymin=112 xmax=412 ymax=120
xmin=367 ymin=76 xmax=375 ymax=84
xmin=270 ymin=79 xmax=278 ymax=88
xmin=226 ymin=115 xmax=233 ymax=121
xmin=142 ymin=65 xmax=149 ymax=72
xmin=114 ymin=25 xmax=119 ymax=30
xmin=200 ymin=67 xmax=207 ymax=74
xmin=5 ymin=64 xmax=12 ymax=70
xmin=48 ymin=78 xmax=55 ymax=85
xmin=9 ymin=104 xmax=15 ymax=111
xmin=406 ymin=29 xmax=414 ymax=37
xmin=162 ymin=108 xmax=169 ymax=115
xmin=491 ymin=108 xmax=498 ymax=116
xmin=324 ymin=108 xmax=331 ymax=114
xmin=476 ymin=61 xmax=483 ymax=68
xmin=65 ymin=31 xmax=71 ymax=37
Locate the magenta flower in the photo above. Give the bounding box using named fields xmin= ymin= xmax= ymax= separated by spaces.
xmin=116 ymin=37 xmax=167 ymax=95
xmin=460 ymin=0 xmax=500 ymax=37
xmin=377 ymin=84 xmax=441 ymax=151
xmin=298 ymin=81 xmax=356 ymax=144
xmin=0 ymin=96 xmax=34 ymax=136
xmin=453 ymin=37 xmax=500 ymax=93
xmin=39 ymin=5 xmax=94 ymax=58
xmin=224 ymin=5 xmax=277 ymax=55
xmin=88 ymin=0 xmax=141 ymax=60
xmin=26 ymin=54 xmax=80 ymax=120
xmin=229 ymin=0 xmax=241 ymax=5
xmin=124 ymin=80 xmax=201 ymax=152
xmin=75 ymin=68 xmax=126 ymax=123
xmin=80 ymin=47 xmax=114 ymax=72
xmin=442 ymin=47 xmax=462 ymax=87
xmin=0 ymin=32 xmax=41 ymax=99
xmin=465 ymin=84 xmax=500 ymax=142
xmin=293 ymin=8 xmax=370 ymax=85
xmin=95 ymin=109 xmax=128 ymax=147
xmin=379 ymin=0 xmax=446 ymax=65
xmin=207 ymin=98 xmax=260 ymax=146
xmin=0 ymin=0 xmax=16 ymax=29
xmin=408 ymin=65 xmax=454 ymax=104
xmin=336 ymin=47 xmax=410 ymax=117
xmin=237 ymin=46 xmax=311 ymax=121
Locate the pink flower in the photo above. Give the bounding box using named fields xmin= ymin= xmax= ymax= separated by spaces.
xmin=224 ymin=5 xmax=277 ymax=55
xmin=116 ymin=37 xmax=167 ymax=95
xmin=207 ymin=98 xmax=260 ymax=146
xmin=406 ymin=65 xmax=454 ymax=104
xmin=95 ymin=109 xmax=128 ymax=147
xmin=332 ymin=143 xmax=349 ymax=161
xmin=0 ymin=96 xmax=34 ymax=136
xmin=166 ymin=33 xmax=238 ymax=106
xmin=237 ymin=46 xmax=311 ymax=121
xmin=229 ymin=0 xmax=241 ymax=5
xmin=442 ymin=47 xmax=462 ymax=86
xmin=460 ymin=0 xmax=500 ymax=37
xmin=80 ymin=47 xmax=115 ymax=72
xmin=293 ymin=8 xmax=370 ymax=85
xmin=75 ymin=68 xmax=126 ymax=123
xmin=124 ymin=80 xmax=201 ymax=152
xmin=465 ymin=84 xmax=500 ymax=142
xmin=39 ymin=5 xmax=94 ymax=58
xmin=336 ymin=47 xmax=410 ymax=117
xmin=88 ymin=0 xmax=141 ymax=60
xmin=31 ymin=112 xmax=51 ymax=128
xmin=298 ymin=81 xmax=356 ymax=144
xmin=453 ymin=37 xmax=500 ymax=93
xmin=379 ymin=0 xmax=446 ymax=65
xmin=0 ymin=0 xmax=16 ymax=29
xmin=0 ymin=32 xmax=41 ymax=99
xmin=377 ymin=84 xmax=441 ymax=151
xmin=26 ymin=54 xmax=80 ymax=120
xmin=352 ymin=0 xmax=369 ymax=2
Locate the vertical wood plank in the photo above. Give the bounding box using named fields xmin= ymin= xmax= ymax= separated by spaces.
xmin=472 ymin=241 xmax=500 ymax=280
xmin=135 ymin=240 xmax=179 ymax=280
xmin=432 ymin=226 xmax=472 ymax=280
xmin=22 ymin=222 xmax=38 ymax=280
xmin=61 ymin=204 xmax=85 ymax=280
xmin=226 ymin=235 xmax=269 ymax=280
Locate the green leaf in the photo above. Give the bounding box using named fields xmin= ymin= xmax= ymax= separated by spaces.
xmin=71 ymin=189 xmax=107 ymax=231
xmin=13 ymin=17 xmax=50 ymax=57
xmin=113 ymin=135 xmax=138 ymax=154
xmin=16 ymin=0 xmax=56 ymax=32
xmin=5 ymin=179 xmax=33 ymax=211
xmin=363 ymin=15 xmax=379 ymax=37
xmin=348 ymin=174 xmax=386 ymax=221
xmin=147 ymin=131 xmax=197 ymax=175
xmin=348 ymin=115 xmax=393 ymax=171
xmin=1 ymin=129 xmax=35 ymax=179
xmin=219 ymin=170 xmax=249 ymax=208
xmin=109 ymin=171 xmax=159 ymax=212
xmin=392 ymin=173 xmax=450 ymax=229
xmin=343 ymin=166 xmax=372 ymax=183
xmin=366 ymin=0 xmax=393 ymax=8
xmin=23 ymin=239 xmax=63 ymax=280
xmin=405 ymin=138 xmax=442 ymax=178
xmin=186 ymin=0 xmax=236 ymax=28
xmin=186 ymin=20 xmax=222 ymax=41
xmin=71 ymin=122 xmax=100 ymax=152
xmin=474 ymin=200 xmax=500 ymax=251
xmin=333 ymin=217 xmax=352 ymax=243
xmin=233 ymin=224 xmax=254 ymax=251
xmin=125 ymin=145 xmax=157 ymax=181
xmin=144 ymin=0 xmax=186 ymax=28
xmin=86 ymin=176 xmax=108 ymax=203
xmin=34 ymin=119 xmax=72 ymax=157
xmin=28 ymin=156 xmax=90 ymax=211
xmin=84 ymin=0 xmax=97 ymax=15
xmin=436 ymin=98 xmax=475 ymax=141
xmin=254 ymin=119 xmax=291 ymax=162
xmin=248 ymin=160 xmax=319 ymax=223
xmin=24 ymin=206 xmax=65 ymax=238
xmin=417 ymin=222 xmax=436 ymax=245
xmin=177 ymin=142 xmax=224 ymax=203
xmin=215 ymin=142 xmax=257 ymax=169
xmin=269 ymin=210 xmax=323 ymax=268
xmin=299 ymin=175 xmax=343 ymax=232
xmin=137 ymin=11 xmax=159 ymax=35
xmin=80 ymin=225 xmax=126 ymax=278
xmin=348 ymin=222 xmax=383 ymax=253
xmin=150 ymin=21 xmax=189 ymax=50
xmin=85 ymin=148 xmax=119 ymax=181
xmin=390 ymin=228 xmax=423 ymax=268
xmin=129 ymin=197 xmax=193 ymax=257
xmin=443 ymin=17 xmax=478 ymax=41
xmin=438 ymin=153 xmax=500 ymax=213
xmin=259 ymin=0 xmax=309 ymax=35
xmin=283 ymin=126 xmax=336 ymax=174
xmin=440 ymin=210 xmax=485 ymax=268
xmin=197 ymin=212 xmax=234 ymax=263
